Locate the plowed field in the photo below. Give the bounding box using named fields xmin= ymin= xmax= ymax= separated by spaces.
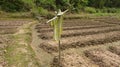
xmin=35 ymin=17 xmax=120 ymax=67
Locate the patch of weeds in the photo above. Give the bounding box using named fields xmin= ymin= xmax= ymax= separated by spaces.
xmin=24 ymin=35 xmax=32 ymax=44
xmin=4 ymin=21 xmax=40 ymax=67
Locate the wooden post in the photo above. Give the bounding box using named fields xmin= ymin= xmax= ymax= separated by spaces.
xmin=58 ymin=40 xmax=61 ymax=67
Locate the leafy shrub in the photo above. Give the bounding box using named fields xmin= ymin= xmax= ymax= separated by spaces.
xmin=84 ymin=7 xmax=96 ymax=13
xmin=0 ymin=11 xmax=3 ymax=14
xmin=116 ymin=9 xmax=120 ymax=13
xmin=46 ymin=12 xmax=54 ymax=19
xmin=0 ymin=0 xmax=31 ymax=12
xmin=100 ymin=8 xmax=108 ymax=13
xmin=95 ymin=9 xmax=102 ymax=13
xmin=107 ymin=8 xmax=118 ymax=13
xmin=99 ymin=8 xmax=119 ymax=13
xmin=35 ymin=0 xmax=56 ymax=10
xmin=38 ymin=7 xmax=48 ymax=16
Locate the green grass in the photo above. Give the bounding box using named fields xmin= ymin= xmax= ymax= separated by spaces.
xmin=22 ymin=0 xmax=35 ymax=7
xmin=64 ymin=13 xmax=120 ymax=19
xmin=5 ymin=42 xmax=39 ymax=67
xmin=0 ymin=11 xmax=33 ymax=18
xmin=4 ymin=21 xmax=40 ymax=67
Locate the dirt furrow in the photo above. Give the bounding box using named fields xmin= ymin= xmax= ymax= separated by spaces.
xmin=39 ymin=31 xmax=120 ymax=53
xmin=109 ymin=45 xmax=120 ymax=56
xmin=37 ymin=25 xmax=115 ymax=33
xmin=95 ymin=19 xmax=120 ymax=25
xmin=0 ymin=29 xmax=17 ymax=34
xmin=0 ymin=20 xmax=31 ymax=26
xmin=38 ymin=26 xmax=120 ymax=40
xmin=35 ymin=19 xmax=111 ymax=29
xmin=52 ymin=52 xmax=98 ymax=67
xmin=0 ymin=26 xmax=18 ymax=29
xmin=84 ymin=48 xmax=120 ymax=67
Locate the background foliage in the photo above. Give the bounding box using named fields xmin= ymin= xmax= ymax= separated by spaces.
xmin=0 ymin=0 xmax=120 ymax=13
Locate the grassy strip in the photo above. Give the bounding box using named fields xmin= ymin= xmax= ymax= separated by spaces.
xmin=4 ymin=21 xmax=40 ymax=67
xmin=65 ymin=13 xmax=120 ymax=19
xmin=1 ymin=10 xmax=120 ymax=19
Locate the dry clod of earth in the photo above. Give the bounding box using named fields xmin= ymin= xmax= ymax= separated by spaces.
xmin=109 ymin=45 xmax=120 ymax=56
xmin=85 ymin=48 xmax=120 ymax=67
xmin=39 ymin=42 xmax=58 ymax=53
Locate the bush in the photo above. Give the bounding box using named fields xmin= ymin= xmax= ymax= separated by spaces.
xmin=0 ymin=0 xmax=31 ymax=12
xmin=100 ymin=8 xmax=108 ymax=13
xmin=107 ymin=8 xmax=118 ymax=13
xmin=95 ymin=9 xmax=102 ymax=13
xmin=116 ymin=9 xmax=120 ymax=13
xmin=99 ymin=8 xmax=119 ymax=13
xmin=46 ymin=12 xmax=54 ymax=19
xmin=84 ymin=7 xmax=96 ymax=13
xmin=38 ymin=7 xmax=48 ymax=16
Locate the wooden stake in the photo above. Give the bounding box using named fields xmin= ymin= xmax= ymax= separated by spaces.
xmin=58 ymin=40 xmax=61 ymax=67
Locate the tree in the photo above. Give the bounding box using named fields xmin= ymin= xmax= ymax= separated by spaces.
xmin=88 ymin=0 xmax=106 ymax=8
xmin=35 ymin=0 xmax=56 ymax=10
xmin=0 ymin=0 xmax=31 ymax=12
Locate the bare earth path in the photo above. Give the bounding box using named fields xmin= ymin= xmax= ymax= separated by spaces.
xmin=1 ymin=19 xmax=40 ymax=67
xmin=31 ymin=23 xmax=54 ymax=67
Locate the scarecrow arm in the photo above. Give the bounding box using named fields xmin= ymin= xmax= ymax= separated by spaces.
xmin=57 ymin=9 xmax=69 ymax=16
xmin=46 ymin=9 xmax=68 ymax=23
xmin=47 ymin=16 xmax=58 ymax=23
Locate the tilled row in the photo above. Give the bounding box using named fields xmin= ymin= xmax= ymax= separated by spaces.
xmin=35 ymin=24 xmax=50 ymax=29
xmin=109 ymin=45 xmax=120 ymax=56
xmin=84 ymin=48 xmax=120 ymax=67
xmin=0 ymin=20 xmax=32 ymax=34
xmin=0 ymin=20 xmax=30 ymax=26
xmin=106 ymin=21 xmax=120 ymax=25
xmin=0 ymin=29 xmax=17 ymax=34
xmin=94 ymin=18 xmax=120 ymax=25
xmin=0 ymin=26 xmax=18 ymax=29
xmin=39 ymin=31 xmax=120 ymax=53
xmin=52 ymin=52 xmax=98 ymax=67
xmin=35 ymin=18 xmax=112 ymax=29
xmin=37 ymin=25 xmax=115 ymax=33
xmin=38 ymin=26 xmax=120 ymax=40
xmin=51 ymin=45 xmax=120 ymax=67
xmin=62 ymin=22 xmax=109 ymax=27
xmin=36 ymin=23 xmax=112 ymax=30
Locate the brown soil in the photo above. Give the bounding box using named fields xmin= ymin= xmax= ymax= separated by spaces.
xmin=38 ymin=26 xmax=120 ymax=40
xmin=35 ymin=18 xmax=113 ymax=29
xmin=39 ymin=31 xmax=120 ymax=53
xmin=84 ymin=48 xmax=120 ymax=67
xmin=109 ymin=45 xmax=120 ymax=56
xmin=52 ymin=52 xmax=98 ymax=67
xmin=0 ymin=19 xmax=33 ymax=67
xmin=37 ymin=25 xmax=115 ymax=33
xmin=34 ymin=17 xmax=120 ymax=67
xmin=0 ymin=19 xmax=32 ymax=34
xmin=0 ymin=28 xmax=17 ymax=34
xmin=95 ymin=17 xmax=120 ymax=25
xmin=0 ymin=19 xmax=32 ymax=25
xmin=0 ymin=35 xmax=11 ymax=67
